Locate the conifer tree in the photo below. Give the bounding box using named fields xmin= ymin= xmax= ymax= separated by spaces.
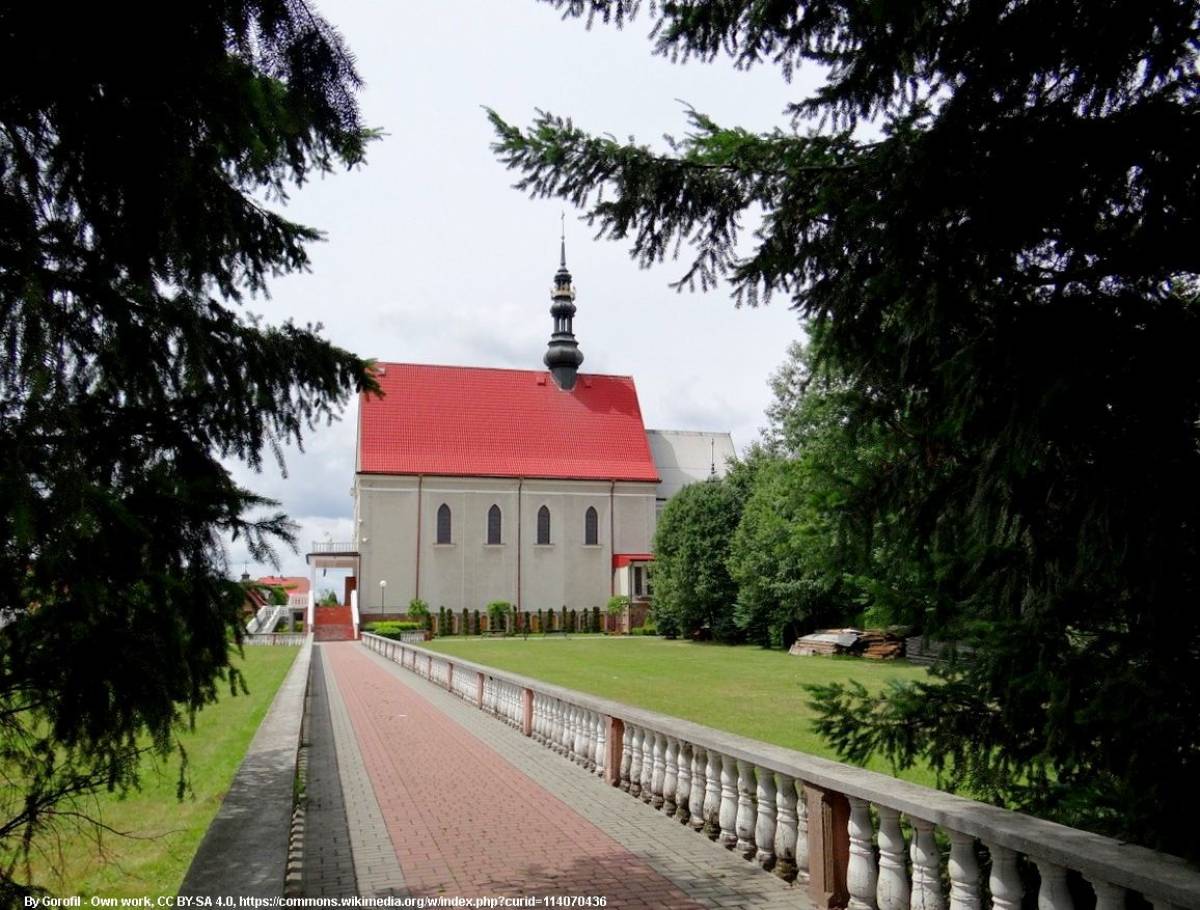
xmin=0 ymin=2 xmax=376 ymax=892
xmin=490 ymin=0 xmax=1200 ymax=853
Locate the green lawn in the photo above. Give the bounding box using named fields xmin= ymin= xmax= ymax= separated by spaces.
xmin=426 ymin=635 xmax=936 ymax=786
xmin=19 ymin=645 xmax=300 ymax=898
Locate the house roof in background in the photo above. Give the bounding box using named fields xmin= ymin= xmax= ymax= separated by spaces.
xmin=358 ymin=363 xmax=659 ymax=482
xmin=256 ymin=576 xmax=311 ymax=593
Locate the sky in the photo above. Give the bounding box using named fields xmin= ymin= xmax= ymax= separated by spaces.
xmin=226 ymin=1 xmax=825 ymax=581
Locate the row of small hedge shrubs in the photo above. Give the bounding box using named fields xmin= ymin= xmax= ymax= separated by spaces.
xmin=367 ymin=596 xmax=653 ymax=638
xmin=362 ymin=620 xmax=423 ymax=640
xmin=424 ymin=602 xmax=632 ymax=636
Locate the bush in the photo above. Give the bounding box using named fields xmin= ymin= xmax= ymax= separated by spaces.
xmin=461 ymin=608 xmax=468 ymax=636
xmin=407 ymin=597 xmax=430 ymax=622
xmin=363 ymin=621 xmax=422 ymax=640
xmin=592 ymin=605 xmax=602 ymax=633
xmin=630 ymin=620 xmax=659 ymax=636
xmin=606 ymin=595 xmax=629 ymax=614
xmin=486 ymin=600 xmax=512 ymax=633
xmin=471 ymin=609 xmax=480 ymax=636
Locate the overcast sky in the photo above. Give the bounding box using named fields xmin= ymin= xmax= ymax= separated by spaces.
xmin=226 ymin=1 xmax=824 ymax=581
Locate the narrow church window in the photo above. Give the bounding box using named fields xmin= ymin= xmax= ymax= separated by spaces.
xmin=584 ymin=506 xmax=598 ymax=545
xmin=537 ymin=505 xmax=551 ymax=544
xmin=487 ymin=504 xmax=502 ymax=545
xmin=436 ymin=503 xmax=452 ymax=544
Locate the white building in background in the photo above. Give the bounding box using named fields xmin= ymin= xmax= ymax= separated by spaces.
xmin=310 ymin=243 xmax=735 ymax=617
xmin=646 ymin=429 xmax=737 ymax=517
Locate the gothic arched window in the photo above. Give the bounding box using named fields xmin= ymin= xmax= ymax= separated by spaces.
xmin=436 ymin=503 xmax=452 ymax=544
xmin=537 ymin=505 xmax=551 ymax=545
xmin=487 ymin=504 xmax=502 ymax=545
xmin=584 ymin=506 xmax=599 ymax=546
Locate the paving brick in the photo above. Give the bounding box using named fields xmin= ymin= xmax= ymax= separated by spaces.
xmin=315 ymin=642 xmax=812 ymax=908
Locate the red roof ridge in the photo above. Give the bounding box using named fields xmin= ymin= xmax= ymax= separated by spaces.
xmin=370 ymin=361 xmax=635 ymax=382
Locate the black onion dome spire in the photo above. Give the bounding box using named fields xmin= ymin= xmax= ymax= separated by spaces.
xmin=544 ymin=221 xmax=584 ymax=390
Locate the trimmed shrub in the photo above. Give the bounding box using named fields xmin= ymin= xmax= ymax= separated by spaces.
xmin=630 ymin=620 xmax=659 ymax=636
xmin=461 ymin=608 xmax=469 ymax=636
xmin=363 ymin=621 xmax=422 ymax=640
xmin=486 ymin=600 xmax=511 ymax=633
xmin=592 ymin=606 xmax=602 ymax=633
xmin=471 ymin=609 xmax=480 ymax=636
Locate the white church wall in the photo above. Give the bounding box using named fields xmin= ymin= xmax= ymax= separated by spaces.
xmin=356 ymin=475 xmax=419 ymax=616
xmin=355 ymin=474 xmax=656 ymax=614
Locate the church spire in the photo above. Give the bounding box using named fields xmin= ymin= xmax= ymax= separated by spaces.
xmin=544 ymin=218 xmax=584 ymax=390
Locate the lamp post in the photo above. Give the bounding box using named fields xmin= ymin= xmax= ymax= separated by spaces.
xmin=379 ymin=579 xmax=387 ymax=614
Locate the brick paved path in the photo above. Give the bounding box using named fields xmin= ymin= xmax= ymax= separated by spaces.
xmin=310 ymin=642 xmax=804 ymax=909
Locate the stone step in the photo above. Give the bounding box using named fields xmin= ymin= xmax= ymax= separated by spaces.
xmin=314 ymin=624 xmax=357 ymax=642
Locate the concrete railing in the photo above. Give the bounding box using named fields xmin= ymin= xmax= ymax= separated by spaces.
xmin=362 ymin=634 xmax=1200 ymax=910
xmin=244 ymin=632 xmax=306 ymax=646
xmin=247 ymin=604 xmax=287 ymax=635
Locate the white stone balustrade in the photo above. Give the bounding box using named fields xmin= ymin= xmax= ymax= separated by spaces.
xmin=627 ymin=725 xmax=643 ymax=796
xmin=675 ymin=742 xmax=692 ymax=824
xmin=735 ymin=758 xmax=757 ymax=859
xmin=650 ymin=731 xmax=666 ymax=809
xmin=755 ymin=769 xmax=776 ymax=870
xmin=639 ymin=728 xmax=654 ymax=803
xmin=663 ymin=737 xmax=679 ymax=815
xmin=361 ymin=634 xmax=1200 ymax=910
xmin=687 ymin=747 xmax=706 ymax=831
xmin=718 ymin=753 xmax=738 ymax=849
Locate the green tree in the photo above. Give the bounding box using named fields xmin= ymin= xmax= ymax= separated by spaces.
xmin=0 ymin=2 xmax=375 ymax=894
xmin=490 ymin=0 xmax=1200 ymax=853
xmin=651 ymin=478 xmax=744 ymax=641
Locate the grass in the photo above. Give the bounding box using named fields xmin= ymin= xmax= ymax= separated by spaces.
xmin=425 ymin=635 xmax=937 ymax=787
xmin=17 ymin=645 xmax=299 ymax=898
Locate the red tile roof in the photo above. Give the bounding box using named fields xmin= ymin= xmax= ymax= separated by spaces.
xmin=358 ymin=363 xmax=659 ymax=482
xmin=256 ymin=576 xmax=310 ymax=594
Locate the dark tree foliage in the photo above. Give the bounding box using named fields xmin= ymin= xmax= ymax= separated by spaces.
xmin=652 ymin=477 xmax=745 ymax=641
xmin=0 ymin=2 xmax=376 ymax=893
xmin=491 ymin=0 xmax=1200 ymax=853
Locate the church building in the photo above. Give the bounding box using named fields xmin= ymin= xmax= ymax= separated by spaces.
xmin=326 ymin=241 xmax=733 ymax=619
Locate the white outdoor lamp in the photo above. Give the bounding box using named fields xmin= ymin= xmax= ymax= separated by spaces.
xmin=379 ymin=578 xmax=387 ymax=612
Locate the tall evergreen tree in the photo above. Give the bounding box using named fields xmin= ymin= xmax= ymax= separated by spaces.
xmin=0 ymin=3 xmax=376 ymax=893
xmin=490 ymin=0 xmax=1200 ymax=852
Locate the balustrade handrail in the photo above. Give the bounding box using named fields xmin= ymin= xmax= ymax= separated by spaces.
xmin=309 ymin=540 xmax=357 ymax=554
xmin=361 ymin=633 xmax=1200 ymax=906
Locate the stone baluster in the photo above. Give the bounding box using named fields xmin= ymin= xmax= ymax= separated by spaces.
xmin=593 ymin=713 xmax=606 ymax=778
xmin=532 ymin=695 xmax=544 ymax=742
xmin=574 ymin=708 xmax=589 ymax=766
xmin=689 ymin=748 xmax=707 ymax=831
xmin=574 ymin=707 xmax=587 ymax=763
xmin=1087 ymin=880 xmax=1125 ymax=910
xmin=640 ymin=731 xmax=655 ymax=803
xmin=551 ymin=700 xmax=565 ymax=754
xmin=755 ymin=767 xmax=777 ymax=870
xmin=1035 ymin=861 xmax=1074 ymax=910
xmin=735 ymin=759 xmax=758 ymax=859
xmin=650 ymin=732 xmax=667 ymax=808
xmin=627 ymin=726 xmax=643 ymax=797
xmin=703 ymin=750 xmax=722 ymax=839
xmin=773 ymin=774 xmax=799 ymax=881
xmin=947 ymin=830 xmax=980 ymax=910
xmin=568 ymin=705 xmax=579 ymax=756
xmin=663 ymin=737 xmax=679 ymax=815
xmin=875 ymin=807 xmax=908 ymax=910
xmin=910 ymin=818 xmax=945 ymax=910
xmin=795 ymin=783 xmax=810 ymax=880
xmin=619 ymin=724 xmax=634 ymax=792
xmin=674 ymin=743 xmax=692 ymax=824
xmin=719 ymin=753 xmax=739 ymax=849
xmin=847 ymin=796 xmax=879 ymax=910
